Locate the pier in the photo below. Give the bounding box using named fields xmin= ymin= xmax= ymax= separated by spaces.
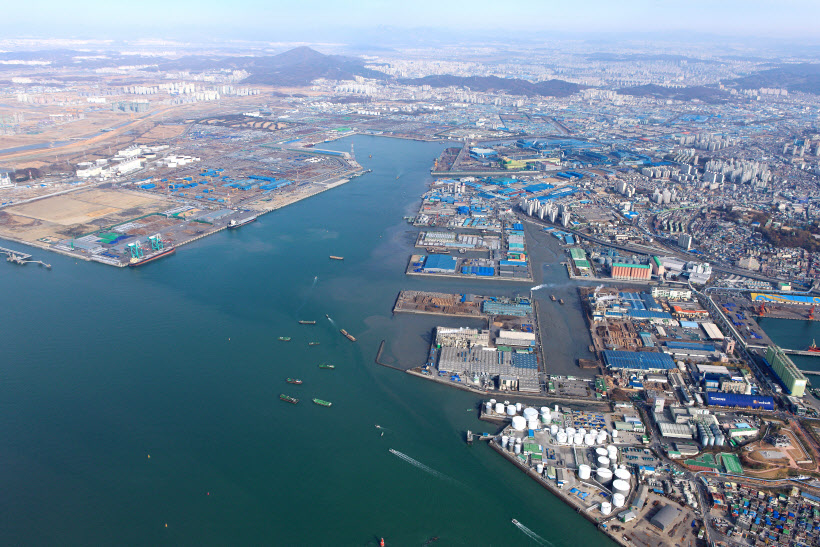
xmin=782 ymin=349 xmax=820 ymax=358
xmin=0 ymin=246 xmax=51 ymax=268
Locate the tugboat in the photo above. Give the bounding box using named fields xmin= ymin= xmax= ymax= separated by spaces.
xmin=318 ymin=363 xmax=335 ymax=369
xmin=550 ymin=295 xmax=556 ymax=302
xmin=312 ymin=398 xmax=332 ymax=407
xmin=298 ymin=320 xmax=316 ymax=325
xmin=279 ymin=394 xmax=299 ymax=404
xmin=559 ymin=299 xmax=564 ymax=305
xmin=278 ymin=336 xmax=292 ymax=342
xmin=286 ymin=378 xmax=302 ymax=384
xmin=809 ymin=339 xmax=820 ymax=353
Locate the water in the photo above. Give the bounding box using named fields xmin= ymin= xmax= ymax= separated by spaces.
xmin=757 ymin=316 xmax=820 ymax=378
xmin=0 ymin=135 xmax=613 ymax=546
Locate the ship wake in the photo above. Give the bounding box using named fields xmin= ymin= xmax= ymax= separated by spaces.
xmin=512 ymin=519 xmax=553 ymax=546
xmin=389 ymin=449 xmax=455 ymax=483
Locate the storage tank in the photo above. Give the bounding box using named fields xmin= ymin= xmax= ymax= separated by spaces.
xmin=596 ymin=432 xmax=607 ymax=445
xmin=607 ymin=445 xmax=618 ymax=460
xmin=595 ymin=467 xmax=613 ymax=485
xmin=574 ymin=433 xmax=584 ymax=445
xmin=512 ymin=416 xmax=527 ymax=431
xmin=523 ymin=407 xmax=538 ymax=421
xmin=600 ymin=501 xmax=612 ymax=516
xmin=597 ymin=456 xmax=610 ymax=467
xmin=585 ymin=434 xmax=595 ymax=446
xmin=614 ymin=468 xmax=631 ymax=481
xmin=578 ymin=464 xmax=591 ymax=480
xmin=489 ymin=399 xmax=497 ymax=405
xmin=578 ymin=428 xmax=586 ymax=436
xmin=554 ymin=404 xmax=559 ymax=413
xmin=536 ymin=463 xmax=544 ymax=474
xmin=612 ymin=479 xmax=630 ymax=496
xmin=495 ymin=403 xmax=505 ymax=415
xmin=515 ymin=402 xmax=523 ymax=412
xmin=567 ymin=434 xmax=574 ymax=446
xmin=528 ymin=418 xmax=540 ymax=431
xmin=514 ymin=443 xmax=521 ymax=455
xmin=612 ymin=429 xmax=618 ymax=438
xmin=550 ymin=424 xmax=559 ymax=436
xmin=540 ymin=406 xmax=550 ymax=416
xmin=484 ymin=402 xmax=493 ymax=414
xmin=501 ymin=435 xmax=509 ymax=448
xmin=506 ymin=405 xmax=517 ymax=416
xmin=595 ymin=447 xmax=608 ymax=457
xmin=566 ymin=427 xmax=576 ymax=437
xmin=557 ymin=432 xmax=568 ymax=444
xmin=613 ymin=493 xmax=626 ymax=508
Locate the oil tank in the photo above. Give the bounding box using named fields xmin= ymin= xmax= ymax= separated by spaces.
xmin=501 ymin=435 xmax=509 ymax=448
xmin=512 ymin=416 xmax=527 ymax=431
xmin=550 ymin=424 xmax=559 ymax=436
xmin=566 ymin=427 xmax=576 ymax=437
xmin=489 ymin=399 xmax=497 ymax=405
xmin=578 ymin=464 xmax=591 ymax=480
xmin=596 ymin=467 xmax=613 ymax=485
xmin=607 ymin=445 xmax=618 ymax=460
xmin=595 ymin=447 xmax=608 ymax=457
xmin=557 ymin=432 xmax=568 ymax=444
xmin=597 ymin=456 xmax=610 ymax=467
xmin=536 ymin=463 xmax=544 ymax=474
xmin=515 ymin=402 xmax=523 ymax=412
xmin=574 ymin=433 xmax=584 ymax=445
xmin=600 ymin=501 xmax=612 ymax=515
xmin=578 ymin=428 xmax=587 ymax=436
xmin=527 ymin=418 xmax=540 ymax=431
xmin=484 ymin=402 xmax=493 ymax=414
xmin=612 ymin=479 xmax=630 ymax=496
xmin=614 ymin=468 xmax=631 ymax=481
xmin=585 ymin=434 xmax=595 ymax=446
xmin=613 ymin=493 xmax=626 ymax=508
xmin=554 ymin=404 xmax=559 ymax=413
xmin=514 ymin=443 xmax=521 ymax=455
xmin=523 ymin=407 xmax=538 ymax=420
xmin=506 ymin=405 xmax=517 ymax=416
xmin=612 ymin=429 xmax=618 ymax=438
xmin=596 ymin=432 xmax=607 ymax=445
xmin=495 ymin=403 xmax=505 ymax=415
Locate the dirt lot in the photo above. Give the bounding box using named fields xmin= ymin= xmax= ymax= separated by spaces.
xmin=0 ymin=188 xmax=174 ymax=241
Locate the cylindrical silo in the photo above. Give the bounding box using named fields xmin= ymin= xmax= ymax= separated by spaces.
xmin=523 ymin=407 xmax=538 ymax=420
xmin=585 ymin=434 xmax=595 ymax=446
xmin=512 ymin=415 xmax=527 ymax=431
xmin=484 ymin=401 xmax=493 ymax=414
xmin=536 ymin=463 xmax=544 ymax=474
xmin=600 ymin=502 xmax=612 ymax=515
xmin=567 ymin=427 xmax=576 ymax=437
xmin=501 ymin=435 xmax=509 ymax=448
xmin=578 ymin=464 xmax=591 ymax=480
xmin=495 ymin=403 xmax=505 ymax=415
xmin=612 ymin=429 xmax=618 ymax=438
xmin=506 ymin=404 xmax=517 ymax=416
xmin=514 ymin=443 xmax=521 ymax=455
xmin=515 ymin=402 xmax=523 ymax=412
xmin=597 ymin=456 xmax=610 ymax=468
xmin=607 ymin=445 xmax=618 ymax=460
xmin=595 ymin=447 xmax=608 ymax=457
xmin=613 ymin=493 xmax=626 ymax=508
xmin=596 ymin=432 xmax=607 ymax=445
xmin=550 ymin=424 xmax=559 ymax=436
xmin=614 ymin=468 xmax=631 ymax=482
xmin=557 ymin=431 xmax=568 ymax=444
xmin=528 ymin=418 xmax=540 ymax=431
xmin=574 ymin=433 xmax=584 ymax=445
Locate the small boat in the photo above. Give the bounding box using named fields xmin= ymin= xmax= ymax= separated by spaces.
xmin=279 ymin=394 xmax=298 ymax=404
xmin=550 ymin=295 xmax=556 ymax=301
xmin=286 ymin=378 xmax=302 ymax=384
xmin=329 ymin=255 xmax=344 ymax=260
xmin=298 ymin=320 xmax=316 ymax=325
xmin=318 ymin=363 xmax=335 ymax=369
xmin=325 ymin=314 xmax=330 ymax=319
xmin=278 ymin=336 xmax=292 ymax=341
xmin=340 ymin=329 xmax=356 ymax=342
xmin=308 ymin=342 xmax=321 ymax=346
xmin=313 ymin=398 xmax=332 ymax=407
xmin=559 ymin=299 xmax=564 ymax=305
xmin=809 ymin=339 xmax=820 ymax=353
xmin=512 ymin=519 xmax=519 ymax=526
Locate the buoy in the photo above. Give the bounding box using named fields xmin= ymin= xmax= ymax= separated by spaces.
xmin=380 ymin=539 xmax=385 ymax=547
xmin=165 ymin=524 xmax=168 ymax=528
xmin=147 ymin=454 xmax=150 ymax=459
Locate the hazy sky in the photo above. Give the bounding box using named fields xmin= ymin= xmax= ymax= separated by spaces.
xmin=6 ymin=0 xmax=820 ymax=42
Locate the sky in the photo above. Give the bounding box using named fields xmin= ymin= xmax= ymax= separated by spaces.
xmin=5 ymin=0 xmax=820 ymax=43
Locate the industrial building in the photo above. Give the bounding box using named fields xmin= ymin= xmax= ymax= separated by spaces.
xmin=765 ymin=345 xmax=808 ymax=397
xmin=611 ymin=263 xmax=652 ymax=280
xmin=422 ymin=254 xmax=458 ymax=273
xmin=650 ymin=504 xmax=681 ymax=531
xmin=705 ymin=392 xmax=775 ymax=411
xmin=602 ymin=350 xmax=676 ymax=371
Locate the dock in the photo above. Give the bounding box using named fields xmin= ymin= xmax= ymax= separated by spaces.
xmin=1 ymin=246 xmax=51 ymax=268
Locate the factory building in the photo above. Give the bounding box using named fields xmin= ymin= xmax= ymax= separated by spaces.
xmin=705 ymin=392 xmax=775 ymax=411
xmin=650 ymin=504 xmax=681 ymax=532
xmin=611 ymin=263 xmax=651 ymax=280
xmin=765 ymin=346 xmax=807 ymax=397
xmin=422 ymin=254 xmax=458 ymax=273
xmin=603 ymin=350 xmax=676 ymax=371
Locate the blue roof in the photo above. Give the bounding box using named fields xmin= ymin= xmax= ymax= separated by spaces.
xmin=705 ymin=392 xmax=774 ymax=410
xmin=512 ymin=352 xmax=537 ymax=369
xmin=603 ymin=350 xmax=676 ymax=371
xmin=423 ymin=255 xmax=458 ymax=271
xmin=665 ymin=341 xmax=716 ymax=352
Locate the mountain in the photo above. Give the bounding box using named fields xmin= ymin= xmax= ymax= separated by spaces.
xmin=398 ymin=75 xmax=584 ymax=97
xmin=728 ymin=63 xmax=820 ymax=95
xmin=239 ymin=46 xmax=386 ymax=86
xmin=617 ymin=84 xmax=729 ymax=103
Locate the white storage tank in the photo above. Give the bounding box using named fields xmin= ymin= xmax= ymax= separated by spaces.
xmin=566 ymin=427 xmax=576 ymax=437
xmin=595 ymin=447 xmax=608 ymax=457
xmin=512 ymin=416 xmax=527 ymax=431
xmin=495 ymin=403 xmax=505 ymax=415
xmin=612 ymin=479 xmax=630 ymax=496
xmin=574 ymin=433 xmax=584 ymax=445
xmin=597 ymin=456 xmax=610 ymax=467
xmin=607 ymin=445 xmax=618 ymax=460
xmin=614 ymin=468 xmax=631 ymax=481
xmin=554 ymin=404 xmax=559 ymax=413
xmin=515 ymin=402 xmax=523 ymax=412
xmin=578 ymin=464 xmax=591 ymax=480
xmin=501 ymin=435 xmax=509 ymax=448
xmin=536 ymin=463 xmax=544 ymax=474
xmin=506 ymin=405 xmax=517 ymax=416
xmin=557 ymin=432 xmax=568 ymax=444
xmin=578 ymin=428 xmax=586 ymax=436
xmin=514 ymin=443 xmax=521 ymax=455
xmin=584 ymin=434 xmax=595 ymax=446
xmin=596 ymin=433 xmax=607 ymax=445
xmin=484 ymin=402 xmax=493 ymax=414
xmin=600 ymin=501 xmax=612 ymax=516
xmin=528 ymin=418 xmax=540 ymax=431
xmin=523 ymin=407 xmax=538 ymax=421
xmin=613 ymin=493 xmax=626 ymax=508
xmin=550 ymin=424 xmax=559 ymax=436
xmin=595 ymin=467 xmax=613 ymax=485
xmin=612 ymin=429 xmax=618 ymax=438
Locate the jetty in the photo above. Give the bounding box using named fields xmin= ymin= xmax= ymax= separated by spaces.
xmin=1 ymin=246 xmax=51 ymax=268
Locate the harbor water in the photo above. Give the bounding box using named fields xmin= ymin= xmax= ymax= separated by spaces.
xmin=0 ymin=135 xmax=613 ymax=546
xmin=757 ymin=316 xmax=820 ymax=379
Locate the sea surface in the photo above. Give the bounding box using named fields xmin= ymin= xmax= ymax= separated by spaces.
xmin=0 ymin=135 xmax=614 ymax=546
xmin=757 ymin=316 xmax=820 ymax=380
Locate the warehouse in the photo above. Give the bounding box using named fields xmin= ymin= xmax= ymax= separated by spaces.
xmin=422 ymin=254 xmax=458 ymax=273
xmin=603 ymin=350 xmax=676 ymax=371
xmin=705 ymin=392 xmax=774 ymax=411
xmin=650 ymin=504 xmax=681 ymax=531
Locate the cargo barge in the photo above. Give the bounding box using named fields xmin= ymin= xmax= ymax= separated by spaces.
xmin=286 ymin=378 xmax=302 ymax=384
xmin=227 ymin=216 xmax=257 ymax=229
xmin=313 ymin=398 xmax=332 ymax=407
xmin=340 ymin=329 xmax=357 ymax=342
xmin=329 ymin=255 xmax=344 ymax=260
xmin=279 ymin=394 xmax=298 ymax=404
xmin=318 ymin=363 xmax=335 ymax=369
xmin=298 ymin=320 xmax=316 ymax=325
xmin=128 ymin=246 xmax=176 ymax=267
